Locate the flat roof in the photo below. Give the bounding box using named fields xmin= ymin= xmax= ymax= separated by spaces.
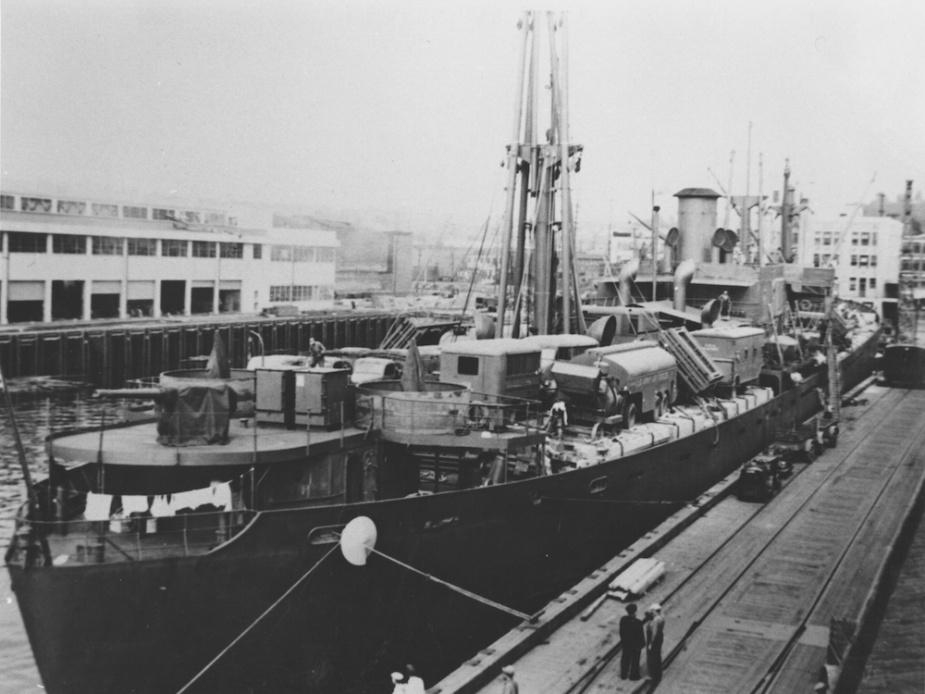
xmin=440 ymin=338 xmax=540 ymax=356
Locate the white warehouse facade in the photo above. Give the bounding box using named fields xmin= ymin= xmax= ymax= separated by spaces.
xmin=0 ymin=191 xmax=337 ymax=325
xmin=799 ymin=215 xmax=903 ymax=315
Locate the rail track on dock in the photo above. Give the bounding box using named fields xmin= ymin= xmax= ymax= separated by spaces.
xmin=554 ymin=384 xmax=925 ymax=694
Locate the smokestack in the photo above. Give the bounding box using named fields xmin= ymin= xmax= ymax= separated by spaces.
xmin=674 ymin=188 xmax=721 ymax=263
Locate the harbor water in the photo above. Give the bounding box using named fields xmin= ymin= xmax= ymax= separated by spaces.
xmin=1 ymin=392 xmax=125 ymax=693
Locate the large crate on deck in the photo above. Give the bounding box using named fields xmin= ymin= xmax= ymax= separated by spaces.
xmin=256 ymin=367 xmax=349 ymax=430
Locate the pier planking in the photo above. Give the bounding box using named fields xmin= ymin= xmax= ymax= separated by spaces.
xmin=444 ymin=385 xmax=925 ymax=694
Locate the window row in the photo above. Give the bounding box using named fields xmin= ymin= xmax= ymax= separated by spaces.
xmin=3 ymin=233 xmax=332 ymax=264
xmin=269 ymin=245 xmax=336 ymax=263
xmin=847 ymin=277 xmax=876 ymax=294
xmin=1 ymin=195 xmax=232 ymax=225
xmin=268 ymin=285 xmax=334 ymax=302
xmin=814 ymin=231 xmax=878 ymax=247
xmin=4 ymin=232 xmax=246 ymax=258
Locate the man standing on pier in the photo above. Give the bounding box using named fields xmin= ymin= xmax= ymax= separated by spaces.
xmin=646 ymin=603 xmax=665 ymax=683
xmin=619 ymin=603 xmax=645 ymax=680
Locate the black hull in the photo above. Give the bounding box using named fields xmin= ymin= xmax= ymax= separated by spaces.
xmin=8 ymin=334 xmax=878 ymax=693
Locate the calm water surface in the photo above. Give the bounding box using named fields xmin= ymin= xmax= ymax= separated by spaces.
xmin=1 ymin=392 xmax=130 ymax=694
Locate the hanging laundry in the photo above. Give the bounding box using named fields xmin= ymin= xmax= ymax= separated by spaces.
xmin=150 ymin=495 xmax=175 ymax=518
xmin=210 ymin=482 xmax=233 ymax=511
xmin=172 ymin=487 xmax=215 ymax=512
xmin=122 ymin=495 xmax=150 ymax=515
xmin=84 ymin=492 xmax=114 ymax=521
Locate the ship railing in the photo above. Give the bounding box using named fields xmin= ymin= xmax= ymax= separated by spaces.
xmin=7 ymin=508 xmax=258 ymax=567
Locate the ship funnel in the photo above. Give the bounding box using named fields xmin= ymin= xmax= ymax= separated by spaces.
xmin=673 ymin=259 xmax=696 ymax=311
xmin=618 ymin=258 xmax=640 ymax=305
xmin=340 ymin=516 xmax=378 ymax=566
xmin=675 ymin=188 xmax=721 ymax=263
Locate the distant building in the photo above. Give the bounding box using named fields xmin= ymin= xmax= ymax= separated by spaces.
xmin=333 ymin=228 xmax=413 ymax=297
xmin=609 ymin=226 xmax=641 ymax=266
xmin=863 ymin=190 xmax=925 ymax=234
xmin=0 ymin=190 xmax=337 ymax=325
xmin=413 ymin=243 xmax=465 ymax=283
xmin=799 ymin=215 xmax=903 ymax=316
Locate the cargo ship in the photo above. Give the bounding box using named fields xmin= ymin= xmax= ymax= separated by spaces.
xmin=4 ymin=13 xmax=882 ymax=694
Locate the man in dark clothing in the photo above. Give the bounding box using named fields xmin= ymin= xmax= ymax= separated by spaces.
xmin=619 ymin=603 xmax=645 ymax=680
xmin=308 ymin=337 xmax=325 ymax=367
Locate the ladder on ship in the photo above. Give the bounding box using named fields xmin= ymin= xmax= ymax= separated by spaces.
xmin=659 ymin=327 xmax=723 ymax=394
xmin=380 ymin=315 xmax=420 ymax=350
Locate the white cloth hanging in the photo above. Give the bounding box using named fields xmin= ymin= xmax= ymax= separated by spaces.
xmin=150 ymin=495 xmax=175 ymax=517
xmin=171 ymin=487 xmax=215 ymax=512
xmin=121 ymin=495 xmax=150 ymax=515
xmin=210 ymin=482 xmax=233 ymax=511
xmin=84 ymin=492 xmax=113 ymax=521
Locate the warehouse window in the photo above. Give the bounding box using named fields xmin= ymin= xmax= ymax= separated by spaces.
xmin=21 ymin=197 xmax=52 ymax=213
xmin=127 ymin=238 xmax=157 ymax=256
xmin=123 ymin=206 xmax=148 ymax=219
xmin=220 ymin=242 xmax=243 ymax=259
xmin=192 ymin=241 xmax=216 ymax=258
xmin=92 ymin=236 xmax=123 ymax=255
xmin=91 ymin=203 xmax=119 ymax=217
xmin=291 ymin=286 xmax=313 ymax=301
xmin=8 ymin=232 xmax=47 ymax=253
xmin=162 ymin=239 xmax=188 ymax=257
xmin=269 ymin=286 xmax=291 ymax=302
xmin=152 ymin=208 xmax=175 ymax=221
xmin=57 ymin=200 xmax=86 ymax=215
xmin=53 ymin=234 xmax=86 ymax=254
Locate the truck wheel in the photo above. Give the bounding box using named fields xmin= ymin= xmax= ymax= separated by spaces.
xmin=654 ymin=394 xmax=665 ymax=419
xmin=623 ymin=402 xmax=637 ymax=430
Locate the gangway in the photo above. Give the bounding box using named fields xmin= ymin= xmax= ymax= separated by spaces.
xmin=659 ymin=327 xmax=723 ymax=394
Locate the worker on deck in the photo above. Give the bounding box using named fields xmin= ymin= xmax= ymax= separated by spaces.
xmin=646 ymin=603 xmax=666 ymax=683
xmin=548 ymin=396 xmax=568 ymax=438
xmin=308 ymin=337 xmax=325 ymax=367
xmin=718 ymin=290 xmax=732 ymax=318
xmin=619 ymin=603 xmax=645 ymax=680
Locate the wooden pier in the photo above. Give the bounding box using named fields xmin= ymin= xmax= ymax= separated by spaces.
xmin=432 ymin=383 xmax=925 ymax=694
xmin=0 ymin=311 xmax=396 ymax=387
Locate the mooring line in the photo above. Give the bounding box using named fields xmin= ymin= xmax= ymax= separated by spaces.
xmin=175 ymin=544 xmax=339 ymax=694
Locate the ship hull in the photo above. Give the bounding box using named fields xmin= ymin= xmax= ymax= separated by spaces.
xmin=8 ymin=332 xmax=878 ymax=693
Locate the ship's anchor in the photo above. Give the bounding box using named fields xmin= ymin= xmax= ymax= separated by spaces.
xmin=339 ymin=516 xmax=531 ymax=622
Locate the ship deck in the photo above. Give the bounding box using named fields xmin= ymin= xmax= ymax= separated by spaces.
xmin=432 ymin=381 xmax=925 ymax=694
xmin=50 ymin=418 xmax=367 ymax=467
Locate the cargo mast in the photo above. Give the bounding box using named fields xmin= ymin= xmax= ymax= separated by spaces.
xmin=495 ymin=12 xmax=583 ymax=337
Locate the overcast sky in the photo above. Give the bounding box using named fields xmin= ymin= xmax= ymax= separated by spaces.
xmin=2 ymin=0 xmax=923 ymax=242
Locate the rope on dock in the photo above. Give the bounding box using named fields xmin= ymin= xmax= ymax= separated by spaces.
xmin=367 ymin=545 xmax=531 ymax=622
xmin=174 ymin=544 xmax=339 ymax=694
